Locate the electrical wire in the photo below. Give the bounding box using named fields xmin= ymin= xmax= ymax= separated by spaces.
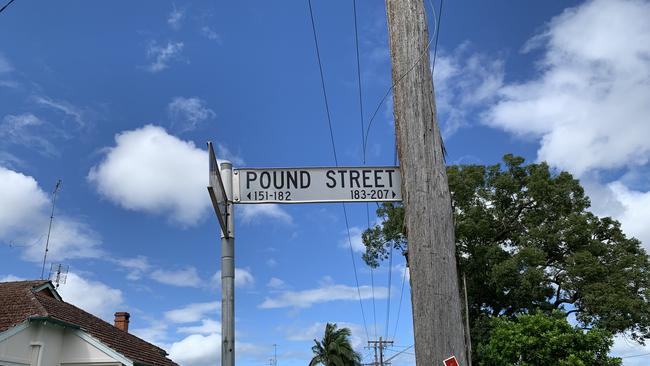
xmin=308 ymin=0 xmax=338 ymax=166
xmin=392 ymin=264 xmax=408 ymax=341
xmin=362 ymin=0 xmax=443 ymax=161
xmin=353 ymin=0 xmax=366 ymax=161
xmin=0 ymin=0 xmax=16 ymax=14
xmin=384 ymin=344 xmax=414 ymax=363
xmin=384 ymin=243 xmax=393 ymax=339
xmin=620 ymin=352 xmax=650 ymax=359
xmin=307 ymin=0 xmax=370 ymax=343
xmin=352 ymin=0 xmax=379 ymax=343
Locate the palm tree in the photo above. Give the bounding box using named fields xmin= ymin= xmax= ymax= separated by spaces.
xmin=309 ymin=323 xmax=362 ymax=366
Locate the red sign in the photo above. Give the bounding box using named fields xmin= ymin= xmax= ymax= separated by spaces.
xmin=443 ymin=356 xmax=459 ymax=366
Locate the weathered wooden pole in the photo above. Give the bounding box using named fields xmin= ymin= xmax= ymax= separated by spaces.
xmin=385 ymin=0 xmax=468 ymax=365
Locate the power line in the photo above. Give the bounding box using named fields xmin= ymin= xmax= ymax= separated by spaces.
xmin=384 ymin=344 xmax=414 ymax=363
xmin=621 ymin=352 xmax=650 ymax=359
xmin=352 ymin=0 xmax=366 ymax=162
xmin=384 ymin=243 xmax=393 ymax=339
xmin=344 ymin=202 xmax=371 ymax=343
xmin=362 ymin=0 xmax=443 ymax=160
xmin=370 ymin=265 xmax=378 ymax=339
xmin=352 ymin=0 xmax=378 ymax=342
xmin=307 ymin=0 xmax=370 ymax=343
xmin=307 ymin=0 xmax=338 ymax=166
xmin=0 ymin=0 xmax=16 ymax=14
xmin=392 ymin=264 xmax=408 ymax=341
xmin=430 ymin=0 xmax=444 ymax=73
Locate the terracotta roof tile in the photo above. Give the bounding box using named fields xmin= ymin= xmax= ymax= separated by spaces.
xmin=0 ymin=280 xmax=177 ymax=366
xmin=0 ymin=280 xmax=49 ymax=332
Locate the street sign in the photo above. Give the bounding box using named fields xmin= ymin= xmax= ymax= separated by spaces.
xmin=207 ymin=142 xmax=229 ymax=235
xmin=233 ymin=166 xmax=402 ymax=204
xmin=443 ymin=356 xmax=459 ymax=366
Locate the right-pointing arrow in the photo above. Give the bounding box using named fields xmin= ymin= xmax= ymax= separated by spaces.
xmin=392 ymin=191 xmax=396 ymax=198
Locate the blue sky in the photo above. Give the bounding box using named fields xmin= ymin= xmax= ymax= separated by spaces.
xmin=1 ymin=0 xmax=650 ymax=365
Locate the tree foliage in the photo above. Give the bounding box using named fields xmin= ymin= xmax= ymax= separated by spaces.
xmin=309 ymin=323 xmax=362 ymax=366
xmin=476 ymin=311 xmax=621 ymax=366
xmin=363 ymin=155 xmax=650 ymax=343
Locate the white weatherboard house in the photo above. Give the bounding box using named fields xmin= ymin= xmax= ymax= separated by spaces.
xmin=0 ymin=280 xmax=177 ymax=366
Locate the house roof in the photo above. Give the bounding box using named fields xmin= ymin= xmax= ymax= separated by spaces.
xmin=0 ymin=280 xmax=177 ymax=366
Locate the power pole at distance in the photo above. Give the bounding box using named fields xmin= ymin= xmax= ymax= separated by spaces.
xmin=364 ymin=337 xmax=394 ymax=366
xmin=385 ymin=0 xmax=469 ymax=365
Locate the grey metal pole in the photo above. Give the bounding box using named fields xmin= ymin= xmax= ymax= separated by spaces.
xmin=220 ymin=161 xmax=235 ymax=366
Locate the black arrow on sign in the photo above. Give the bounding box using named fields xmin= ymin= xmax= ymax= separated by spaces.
xmin=392 ymin=191 xmax=396 ymax=198
xmin=247 ymin=192 xmax=252 ymax=200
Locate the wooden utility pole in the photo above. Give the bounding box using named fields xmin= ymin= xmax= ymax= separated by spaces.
xmin=365 ymin=338 xmax=394 ymax=366
xmin=385 ymin=1 xmax=468 ymax=365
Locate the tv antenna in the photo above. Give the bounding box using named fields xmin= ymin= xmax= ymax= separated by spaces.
xmin=48 ymin=263 xmax=69 ymax=288
xmin=40 ymin=179 xmax=62 ymax=280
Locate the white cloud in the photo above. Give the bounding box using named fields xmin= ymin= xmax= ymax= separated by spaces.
xmin=259 ymin=283 xmax=388 ymax=309
xmin=168 ymin=97 xmax=216 ymax=132
xmin=88 ymin=125 xmax=209 ymax=226
xmin=178 ymin=319 xmax=221 ymax=335
xmin=168 ymin=332 xmax=266 ymax=366
xmin=167 ymin=6 xmax=184 ymax=30
xmin=0 ymin=274 xmax=25 ymax=282
xmin=434 ymin=45 xmax=504 ymax=137
xmin=146 ymin=41 xmax=184 ymax=73
xmin=213 ymin=267 xmax=255 ymax=288
xmin=266 ymin=258 xmax=278 ymax=268
xmin=238 ymin=204 xmax=292 ymax=224
xmin=341 ymin=226 xmax=366 ymax=253
xmin=57 ymin=273 xmax=124 ymax=321
xmin=165 ymin=301 xmax=219 ymax=324
xmin=600 ymin=182 xmax=650 ymax=248
xmin=610 ymin=335 xmax=650 ymax=366
xmin=0 ymin=166 xmax=102 ymax=262
xmin=0 ymin=114 xmax=59 ymax=157
xmin=267 ymin=277 xmax=286 ymax=290
xmin=0 ymin=166 xmax=48 ymax=238
xmin=33 ymin=96 xmax=86 ymax=128
xmin=285 ymin=322 xmax=365 ymax=351
xmin=150 ymin=267 xmax=202 ymax=287
xmin=0 ymin=151 xmax=23 ymax=168
xmin=169 ymin=332 xmax=220 ymax=366
xmin=200 ymin=26 xmax=222 ymax=43
xmin=485 ymin=0 xmax=650 ymax=176
xmin=0 ymin=53 xmax=12 ymax=73
xmin=467 ymin=0 xmax=650 ymax=252
xmin=131 ymin=322 xmax=168 ymax=345
xmin=216 ymin=144 xmax=245 ymax=166
xmin=110 ymin=255 xmax=151 ymax=281
xmin=20 ymin=216 xmax=102 ymax=262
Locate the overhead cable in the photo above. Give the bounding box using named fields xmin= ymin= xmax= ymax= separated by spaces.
xmin=307 ymin=0 xmax=370 ymax=344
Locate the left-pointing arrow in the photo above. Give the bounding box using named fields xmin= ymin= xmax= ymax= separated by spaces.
xmin=247 ymin=192 xmax=252 ymax=200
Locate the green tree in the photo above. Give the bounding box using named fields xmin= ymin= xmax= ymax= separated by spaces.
xmin=363 ymin=155 xmax=650 ymax=343
xmin=309 ymin=323 xmax=362 ymax=366
xmin=476 ymin=312 xmax=621 ymax=366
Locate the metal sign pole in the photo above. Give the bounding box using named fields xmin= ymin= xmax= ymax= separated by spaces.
xmin=220 ymin=160 xmax=235 ymax=366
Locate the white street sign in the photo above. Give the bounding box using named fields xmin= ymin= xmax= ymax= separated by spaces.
xmin=207 ymin=142 xmax=229 ymax=235
xmin=233 ymin=166 xmax=402 ymax=204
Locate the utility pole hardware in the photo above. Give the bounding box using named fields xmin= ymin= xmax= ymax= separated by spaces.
xmin=365 ymin=337 xmax=394 ymax=366
xmin=385 ymin=0 xmax=468 ymax=365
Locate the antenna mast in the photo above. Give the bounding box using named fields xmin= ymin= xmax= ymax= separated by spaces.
xmin=41 ymin=179 xmax=62 ymax=280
